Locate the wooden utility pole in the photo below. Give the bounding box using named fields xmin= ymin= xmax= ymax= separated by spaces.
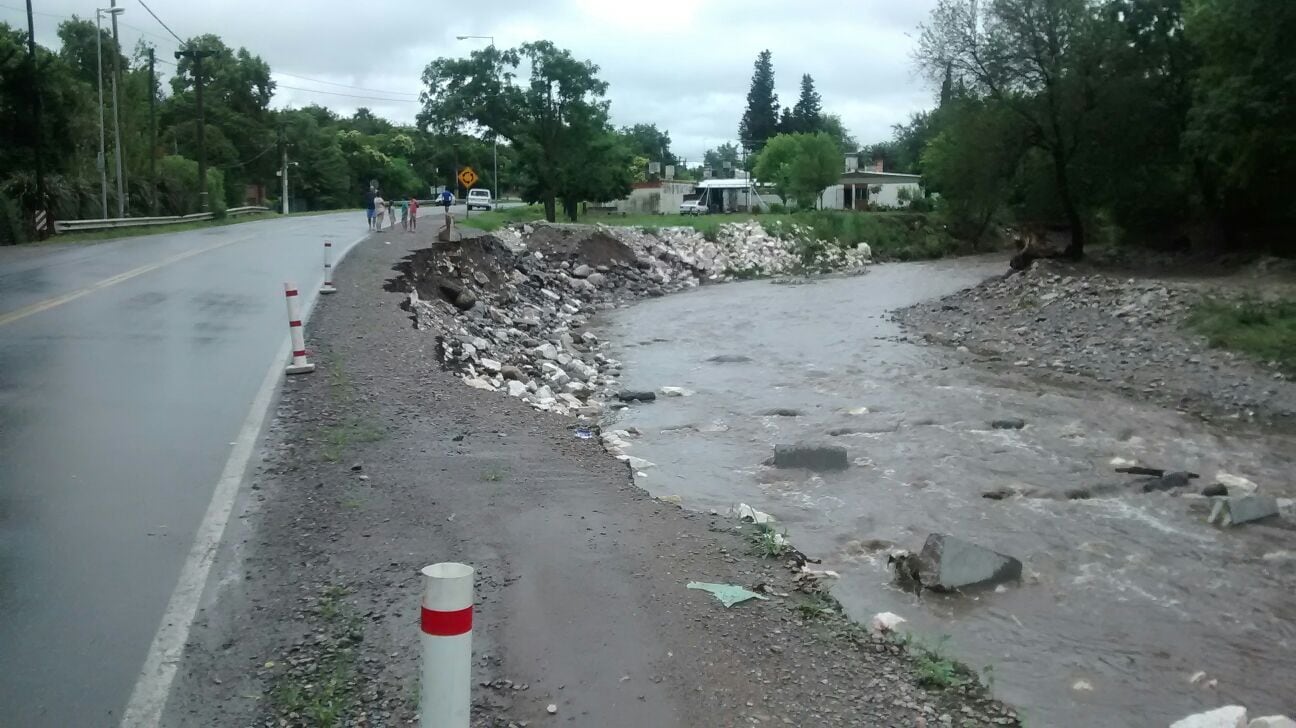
xmin=24 ymin=0 xmax=48 ymax=238
xmin=109 ymin=0 xmax=126 ymax=217
xmin=148 ymin=47 xmax=157 ymax=215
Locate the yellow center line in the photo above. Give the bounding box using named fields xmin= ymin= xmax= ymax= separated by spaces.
xmin=0 ymin=226 xmax=297 ymax=328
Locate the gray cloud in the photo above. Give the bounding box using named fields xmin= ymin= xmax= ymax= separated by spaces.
xmin=12 ymin=0 xmax=940 ymax=159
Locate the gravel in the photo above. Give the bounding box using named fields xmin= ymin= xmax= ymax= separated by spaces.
xmin=895 ymin=259 xmax=1296 ymax=426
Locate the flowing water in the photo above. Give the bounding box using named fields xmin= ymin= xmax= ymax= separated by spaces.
xmin=596 ymin=257 xmax=1296 ymax=727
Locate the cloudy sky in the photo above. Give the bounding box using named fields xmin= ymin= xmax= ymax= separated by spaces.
xmin=10 ymin=0 xmax=942 ymax=161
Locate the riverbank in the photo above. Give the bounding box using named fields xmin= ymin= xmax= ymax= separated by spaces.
xmin=163 ymin=225 xmax=1019 ymax=727
xmin=895 ymin=257 xmax=1296 ymax=427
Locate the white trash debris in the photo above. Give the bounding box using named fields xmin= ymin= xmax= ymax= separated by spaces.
xmin=869 ymin=612 xmax=907 ymax=634
xmin=733 ymin=503 xmax=775 ymax=524
xmin=1215 ymin=472 xmax=1259 ymax=494
xmin=659 ymin=386 xmax=695 ymax=397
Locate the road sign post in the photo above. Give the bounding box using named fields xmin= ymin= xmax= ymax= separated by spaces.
xmin=457 ymin=167 xmax=478 ymax=218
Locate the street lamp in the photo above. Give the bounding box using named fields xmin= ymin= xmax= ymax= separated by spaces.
xmin=456 ymin=35 xmax=498 ymax=203
xmin=95 ymin=6 xmax=124 ymax=219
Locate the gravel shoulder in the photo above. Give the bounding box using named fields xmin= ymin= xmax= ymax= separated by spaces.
xmin=163 ymin=227 xmax=1019 ymax=727
xmin=895 ymin=258 xmax=1296 ymax=428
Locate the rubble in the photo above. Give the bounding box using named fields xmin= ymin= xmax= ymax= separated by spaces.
xmin=896 ymin=260 xmax=1296 ymax=423
xmin=916 ymin=534 xmax=1023 ymax=592
xmin=401 ymin=221 xmax=872 ymax=419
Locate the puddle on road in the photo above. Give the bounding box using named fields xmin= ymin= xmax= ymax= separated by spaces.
xmin=596 ymin=257 xmax=1296 ymax=727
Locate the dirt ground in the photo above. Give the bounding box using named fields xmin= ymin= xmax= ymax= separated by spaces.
xmin=162 ymin=227 xmax=1020 ymax=727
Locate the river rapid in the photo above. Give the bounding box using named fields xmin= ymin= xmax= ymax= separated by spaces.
xmin=596 ymin=257 xmax=1296 ymax=727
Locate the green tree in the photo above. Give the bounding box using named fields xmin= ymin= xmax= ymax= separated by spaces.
xmin=420 ymin=40 xmax=617 ymax=222
xmin=820 ymin=114 xmax=857 ymax=154
xmin=753 ymin=132 xmax=841 ymax=209
xmin=1184 ymin=0 xmax=1296 ymax=246
xmin=738 ymin=50 xmax=780 ymax=154
xmin=702 ymin=143 xmax=741 ymax=178
xmin=922 ymin=99 xmax=1026 ymax=244
xmin=918 ymin=0 xmax=1109 ymax=257
xmin=619 ymin=123 xmax=675 ymax=167
xmin=790 ymin=74 xmax=823 ymax=134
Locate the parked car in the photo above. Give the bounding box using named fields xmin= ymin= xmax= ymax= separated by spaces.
xmin=467 ymin=188 xmax=494 ymax=211
xmin=679 ymin=199 xmax=708 ymax=215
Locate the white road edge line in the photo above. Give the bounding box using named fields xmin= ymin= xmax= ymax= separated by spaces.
xmin=119 ymin=230 xmax=370 ymax=728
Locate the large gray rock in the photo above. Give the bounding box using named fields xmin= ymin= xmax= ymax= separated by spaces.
xmin=1208 ymin=495 xmax=1280 ymax=527
xmin=572 ymin=264 xmax=593 ymax=278
xmin=773 ymin=443 xmax=849 ymax=471
xmin=617 ymin=390 xmax=656 ymax=403
xmin=917 ymin=534 xmax=1023 ymax=592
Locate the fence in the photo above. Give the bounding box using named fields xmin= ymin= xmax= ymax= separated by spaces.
xmin=53 ymin=206 xmax=270 ymax=234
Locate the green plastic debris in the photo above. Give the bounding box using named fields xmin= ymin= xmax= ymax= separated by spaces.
xmin=687 ymin=581 xmax=769 ymax=608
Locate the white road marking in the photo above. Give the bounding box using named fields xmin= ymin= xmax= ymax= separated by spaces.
xmin=119 ymin=231 xmax=369 ymax=727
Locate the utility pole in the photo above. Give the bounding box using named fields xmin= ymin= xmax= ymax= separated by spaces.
xmin=24 ymin=0 xmax=48 ymax=238
xmin=148 ymin=46 xmax=157 ymax=215
xmin=109 ymin=0 xmax=126 ymax=217
xmin=177 ymin=48 xmax=214 ymax=212
xmin=95 ymin=9 xmax=108 ymax=218
xmin=280 ymin=127 xmax=289 ymax=215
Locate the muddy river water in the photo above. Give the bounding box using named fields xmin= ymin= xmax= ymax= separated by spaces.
xmin=596 ymin=257 xmax=1296 ymax=727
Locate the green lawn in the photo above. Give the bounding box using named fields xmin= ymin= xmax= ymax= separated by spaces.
xmin=463 ymin=205 xmax=972 ymax=261
xmin=1188 ymin=298 xmax=1296 ymax=373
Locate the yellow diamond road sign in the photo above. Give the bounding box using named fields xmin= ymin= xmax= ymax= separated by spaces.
xmin=458 ymin=167 xmax=479 ymax=189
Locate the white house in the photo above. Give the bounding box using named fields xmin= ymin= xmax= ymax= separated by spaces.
xmin=819 ymin=156 xmax=922 ymax=210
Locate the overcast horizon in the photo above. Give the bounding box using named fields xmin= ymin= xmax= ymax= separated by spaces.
xmin=7 ymin=0 xmax=942 ymax=161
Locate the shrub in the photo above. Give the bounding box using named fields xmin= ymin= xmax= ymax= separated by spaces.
xmin=768 ymin=202 xmax=787 ymax=214
xmin=0 ymin=192 xmax=26 ymax=245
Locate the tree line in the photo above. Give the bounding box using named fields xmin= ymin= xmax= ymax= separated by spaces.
xmin=904 ymin=0 xmax=1294 ymax=256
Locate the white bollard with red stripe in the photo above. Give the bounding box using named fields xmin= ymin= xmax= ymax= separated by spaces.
xmin=320 ymin=241 xmax=338 ymax=294
xmin=283 ymin=282 xmax=315 ymax=375
xmin=420 ymin=562 xmax=474 ymax=728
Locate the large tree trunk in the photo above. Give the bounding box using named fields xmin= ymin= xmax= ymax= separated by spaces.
xmin=563 ymin=198 xmax=579 ymax=222
xmin=1050 ymin=147 xmax=1086 ymax=259
xmin=543 ymin=196 xmax=556 ymax=223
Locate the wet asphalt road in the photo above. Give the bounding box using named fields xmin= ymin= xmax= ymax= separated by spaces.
xmin=0 ymin=212 xmax=387 ymax=726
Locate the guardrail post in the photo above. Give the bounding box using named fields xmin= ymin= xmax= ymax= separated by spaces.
xmin=283 ymin=282 xmax=315 ymax=375
xmin=420 ymin=562 xmax=474 ymax=728
xmin=320 ymin=241 xmax=337 ymax=294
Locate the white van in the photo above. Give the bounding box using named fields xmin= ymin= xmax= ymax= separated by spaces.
xmin=467 ymin=188 xmax=494 ymax=211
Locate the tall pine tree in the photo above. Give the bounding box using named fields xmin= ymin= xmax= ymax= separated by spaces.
xmin=792 ymin=74 xmax=823 ymax=134
xmin=738 ymin=50 xmax=779 ymax=153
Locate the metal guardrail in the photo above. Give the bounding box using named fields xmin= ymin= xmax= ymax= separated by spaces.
xmin=53 ymin=206 xmax=270 ymax=234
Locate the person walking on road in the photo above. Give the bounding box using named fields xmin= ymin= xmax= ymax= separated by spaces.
xmin=373 ymin=193 xmax=386 ymax=230
xmin=364 ymin=188 xmax=376 ymax=230
xmin=387 ymin=199 xmax=398 ymax=230
xmin=408 ymin=196 xmax=419 ymax=232
xmin=399 ymin=198 xmax=409 ymax=231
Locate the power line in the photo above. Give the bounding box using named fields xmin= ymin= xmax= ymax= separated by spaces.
xmin=275 ymin=83 xmax=419 ymax=103
xmin=272 ymin=70 xmax=417 ymax=98
xmin=135 ymin=0 xmax=183 ymax=45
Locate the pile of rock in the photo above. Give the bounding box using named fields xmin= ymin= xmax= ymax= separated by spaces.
xmin=402 ymin=221 xmax=872 ymax=418
xmin=601 ymin=221 xmax=872 ymax=279
xmin=896 ymin=259 xmax=1296 ymax=422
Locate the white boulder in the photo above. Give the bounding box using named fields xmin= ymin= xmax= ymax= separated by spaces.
xmin=1171 ymin=706 xmax=1248 ymax=728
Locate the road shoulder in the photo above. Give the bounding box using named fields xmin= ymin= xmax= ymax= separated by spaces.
xmin=164 ymin=230 xmax=1019 ymax=727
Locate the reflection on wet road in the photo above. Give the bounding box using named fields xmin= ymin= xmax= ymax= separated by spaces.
xmin=0 ymin=213 xmax=366 ymax=725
